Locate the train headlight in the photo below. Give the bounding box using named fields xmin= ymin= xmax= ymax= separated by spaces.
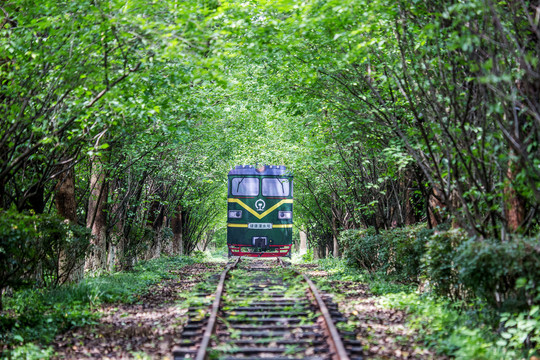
xmin=228 ymin=210 xmax=242 ymax=218
xmin=278 ymin=211 xmax=292 ymax=219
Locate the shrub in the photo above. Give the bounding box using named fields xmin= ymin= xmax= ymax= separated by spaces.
xmin=423 ymin=228 xmax=468 ymax=300
xmin=340 ymin=227 xmax=385 ymax=273
xmin=301 ymin=248 xmax=314 ymax=262
xmin=423 ymin=231 xmax=540 ymax=355
xmin=499 ymin=299 xmax=540 ymax=359
xmin=456 ymin=236 xmax=540 ymax=310
xmin=384 ymin=225 xmax=432 ymax=282
xmin=0 ymin=207 xmax=90 ymax=309
xmin=340 ymin=224 xmax=430 ymax=282
xmin=7 ymin=343 xmax=54 ymax=360
xmin=423 ymin=230 xmax=540 ymax=309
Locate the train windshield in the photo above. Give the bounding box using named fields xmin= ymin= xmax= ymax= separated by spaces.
xmin=262 ymin=178 xmax=291 ymax=197
xmin=231 ymin=177 xmax=259 ymax=196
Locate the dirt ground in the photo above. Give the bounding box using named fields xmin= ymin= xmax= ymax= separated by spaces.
xmin=53 ymin=260 xmax=443 ymax=359
xmin=298 ymin=263 xmax=446 ymax=360
xmin=53 ymin=262 xmax=222 ymax=359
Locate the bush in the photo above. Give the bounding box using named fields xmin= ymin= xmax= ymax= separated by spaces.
xmin=423 ymin=228 xmax=468 ymax=300
xmin=424 ymin=230 xmax=540 ymax=309
xmin=386 ymin=225 xmax=432 ymax=282
xmin=7 ymin=343 xmax=54 ymax=360
xmin=301 ymin=248 xmax=314 ymax=262
xmin=424 ymin=232 xmax=540 ymax=355
xmin=342 ymin=224 xmax=540 ymax=356
xmin=340 ymin=227 xmax=383 ymax=272
xmin=0 ymin=207 xmax=90 ymax=309
xmin=340 ymin=224 xmax=429 ymax=282
xmin=499 ymin=298 xmax=540 ymax=359
xmin=380 ymin=292 xmax=504 ymax=359
xmin=456 ymin=236 xmax=540 ymax=310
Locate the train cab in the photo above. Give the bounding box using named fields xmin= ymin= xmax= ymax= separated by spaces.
xmin=227 ymin=165 xmax=293 ymax=257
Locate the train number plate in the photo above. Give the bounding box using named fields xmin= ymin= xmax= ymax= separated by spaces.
xmin=248 ymin=223 xmax=272 ymax=229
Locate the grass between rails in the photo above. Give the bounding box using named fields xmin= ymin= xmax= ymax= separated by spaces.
xmin=211 ymin=261 xmax=315 ymax=358
xmin=0 ymin=253 xmax=207 ymax=359
xmin=301 ymin=257 xmax=539 ymax=360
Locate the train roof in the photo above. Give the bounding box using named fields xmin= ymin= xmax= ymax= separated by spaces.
xmin=228 ymin=165 xmax=292 ymax=177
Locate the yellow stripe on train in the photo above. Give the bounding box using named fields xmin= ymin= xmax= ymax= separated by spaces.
xmin=227 ymin=223 xmax=293 ymax=228
xmin=227 ymin=223 xmax=248 ymax=228
xmin=227 ymin=198 xmax=293 ymax=220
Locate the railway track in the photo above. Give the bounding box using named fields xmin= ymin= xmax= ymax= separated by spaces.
xmin=172 ymin=258 xmax=364 ymax=360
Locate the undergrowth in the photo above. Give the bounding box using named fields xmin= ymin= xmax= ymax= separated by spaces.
xmin=308 ymin=256 xmax=414 ymax=295
xmin=380 ymin=292 xmax=540 ymax=359
xmin=306 ymin=256 xmax=540 ymax=360
xmin=0 ymin=255 xmax=204 ymax=359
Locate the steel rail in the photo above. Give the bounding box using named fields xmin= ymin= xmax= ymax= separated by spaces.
xmin=195 ymin=256 xmax=240 ymax=360
xmin=279 ymin=258 xmax=350 ymax=360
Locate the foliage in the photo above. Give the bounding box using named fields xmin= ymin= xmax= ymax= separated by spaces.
xmin=456 ymin=237 xmax=540 ymax=310
xmin=0 ymin=0 xmax=237 ymax=273
xmin=424 ymin=229 xmax=540 ymax=310
xmin=2 ymin=0 xmax=540 ymax=355
xmin=499 ymin=296 xmax=540 ymax=359
xmin=214 ymin=0 xmax=540 ymax=241
xmin=211 ymin=227 xmax=228 ymax=252
xmin=339 ymin=225 xmax=540 ymax=355
xmin=381 ymin=290 xmax=540 ymax=360
xmin=301 ymin=248 xmax=314 ymax=263
xmin=423 ymin=227 xmax=469 ymax=300
xmin=497 ymin=286 xmax=540 ymax=356
xmin=380 ymin=292 xmax=499 ymax=359
xmin=5 ymin=343 xmax=54 ymax=360
xmin=316 ymin=254 xmax=539 ymax=359
xmin=340 ymin=224 xmax=430 ymax=282
xmin=0 ymin=207 xmax=90 ymax=308
xmin=340 ymin=228 xmax=383 ymax=272
xmin=311 ymin=257 xmax=413 ymax=296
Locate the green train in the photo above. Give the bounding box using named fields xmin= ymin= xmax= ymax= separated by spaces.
xmin=227 ymin=165 xmax=293 ymax=257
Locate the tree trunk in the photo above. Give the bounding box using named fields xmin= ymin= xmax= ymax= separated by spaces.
xmin=428 ymin=187 xmax=445 ymax=228
xmin=405 ymin=195 xmax=416 ymax=225
xmin=505 ymin=153 xmax=526 ymax=232
xmin=107 ymin=243 xmax=116 ymax=271
xmin=331 ymin=193 xmax=339 ymax=258
xmin=54 ymin=165 xmax=79 ymax=282
xmin=504 ymin=4 xmax=538 ymax=233
xmin=171 ymin=205 xmax=183 ymax=255
xmin=108 ymin=183 xmax=124 ymax=270
xmin=55 ymin=166 xmax=78 ymax=222
xmin=0 ymin=144 xmax=6 ymax=210
xmin=404 ymin=176 xmax=417 ymax=225
xmin=85 ymin=156 xmax=108 ymax=271
xmin=162 ymin=215 xmax=174 ymax=255
xmin=145 ymin=198 xmax=164 ymax=259
xmin=332 ymin=232 xmax=339 ymax=258
xmin=299 ymin=230 xmax=307 ymax=256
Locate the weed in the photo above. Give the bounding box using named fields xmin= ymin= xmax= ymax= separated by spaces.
xmin=129 ymin=351 xmax=152 ymax=359
xmin=1 ymin=255 xmax=201 ymax=359
xmin=308 ymin=256 xmax=539 ymax=359
xmin=379 ymin=292 xmax=540 ymax=359
xmin=6 ymin=343 xmax=54 ymax=360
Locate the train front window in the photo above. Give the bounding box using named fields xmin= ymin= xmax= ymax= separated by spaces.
xmin=231 ymin=177 xmax=259 ymax=196
xmin=262 ymin=178 xmax=290 ymax=197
